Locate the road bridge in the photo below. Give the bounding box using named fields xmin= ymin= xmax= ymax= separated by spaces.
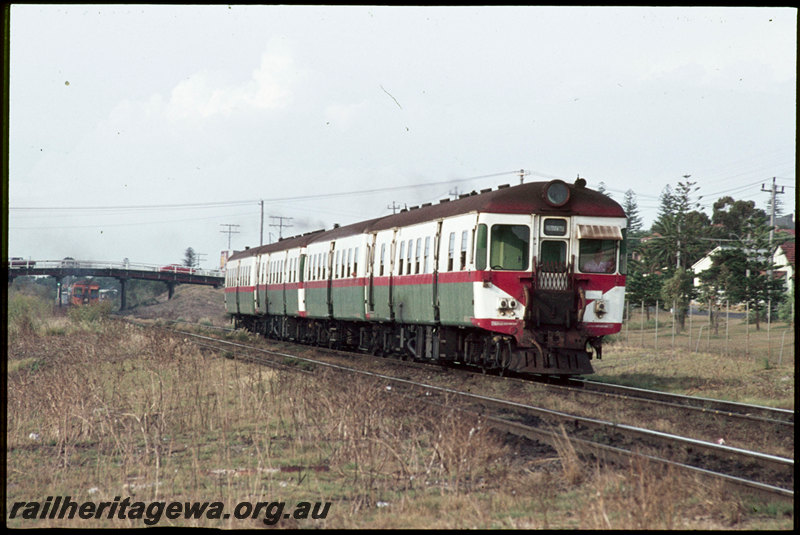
xmin=7 ymin=259 xmax=224 ymax=310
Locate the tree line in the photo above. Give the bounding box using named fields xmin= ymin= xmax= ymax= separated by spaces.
xmin=619 ymin=179 xmax=793 ymax=332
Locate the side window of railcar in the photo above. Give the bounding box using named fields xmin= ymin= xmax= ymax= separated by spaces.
xmin=406 ymin=240 xmax=413 ymax=275
xmin=460 ymin=231 xmax=468 ymax=270
xmin=380 ymin=243 xmax=386 ymax=276
xmin=578 ymin=239 xmax=617 ymax=274
xmin=415 ymin=238 xmax=422 ymax=274
xmin=398 ymin=241 xmax=405 ymax=275
xmin=424 ymin=237 xmax=431 ymax=274
xmin=489 ymin=225 xmax=530 ymax=270
xmin=354 ymin=247 xmax=359 ymax=276
xmin=448 ymin=232 xmax=455 ymax=272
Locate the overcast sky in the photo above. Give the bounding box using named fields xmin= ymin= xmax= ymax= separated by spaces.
xmin=7 ymin=5 xmax=796 ymax=269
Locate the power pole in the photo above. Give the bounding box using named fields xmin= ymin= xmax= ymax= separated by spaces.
xmin=761 ymin=177 xmax=785 ymax=247
xmin=270 ymin=216 xmax=293 ymax=241
xmin=220 ymin=224 xmax=240 ymax=250
xmin=194 ymin=252 xmax=207 ymax=269
xmin=387 ymin=201 xmax=401 ymax=214
xmin=260 ymin=200 xmax=264 ymax=246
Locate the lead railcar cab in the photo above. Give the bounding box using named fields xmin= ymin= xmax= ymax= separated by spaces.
xmin=225 ymin=179 xmax=627 ymax=376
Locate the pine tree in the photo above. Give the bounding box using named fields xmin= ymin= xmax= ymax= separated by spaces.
xmin=648 ymin=179 xmax=708 ymax=270
xmin=183 ymin=247 xmax=197 ymax=268
xmin=622 ymin=189 xmax=643 ymax=235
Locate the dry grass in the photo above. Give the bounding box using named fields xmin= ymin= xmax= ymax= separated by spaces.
xmin=5 ymin=294 xmax=794 ymax=529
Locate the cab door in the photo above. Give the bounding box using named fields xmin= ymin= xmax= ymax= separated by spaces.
xmin=537 ymin=216 xmax=570 ymax=290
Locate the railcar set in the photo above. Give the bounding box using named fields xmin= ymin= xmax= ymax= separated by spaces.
xmin=69 ymin=280 xmax=100 ymax=306
xmin=224 ymin=179 xmax=628 ymax=376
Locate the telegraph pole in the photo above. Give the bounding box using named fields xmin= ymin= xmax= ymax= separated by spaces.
xmin=761 ymin=177 xmax=785 ymax=247
xmin=194 ymin=252 xmax=207 ymax=269
xmin=220 ymin=224 xmax=240 ymax=250
xmin=676 ymin=174 xmax=691 ymax=269
xmin=387 ymin=201 xmax=401 ymax=214
xmin=270 ymin=216 xmax=293 ymax=241
xmin=260 ymin=200 xmax=264 ymax=246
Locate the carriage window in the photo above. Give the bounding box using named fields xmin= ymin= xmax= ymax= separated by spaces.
xmin=490 ymin=225 xmax=529 ymax=270
xmin=475 ymin=224 xmax=488 ymax=270
xmin=460 ymin=231 xmax=468 ymax=270
xmin=424 ymin=237 xmax=431 ymax=274
xmin=448 ymin=232 xmax=455 ymax=271
xmin=579 ymin=239 xmax=617 ymax=274
xmin=380 ymin=243 xmax=386 ymax=276
xmin=406 ymin=240 xmax=413 ymax=275
xmin=354 ymin=247 xmax=359 ymax=276
xmin=398 ymin=241 xmax=405 ymax=275
xmin=540 ymin=241 xmax=567 ymax=268
xmin=415 ymin=238 xmax=422 ymax=274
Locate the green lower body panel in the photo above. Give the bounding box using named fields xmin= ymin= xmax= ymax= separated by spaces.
xmin=267 ymin=288 xmax=283 ymax=315
xmin=437 ymin=281 xmax=474 ymax=326
xmin=392 ymin=275 xmax=436 ymax=325
xmin=331 ymin=284 xmax=365 ymax=321
xmin=369 ymin=284 xmax=392 ymax=321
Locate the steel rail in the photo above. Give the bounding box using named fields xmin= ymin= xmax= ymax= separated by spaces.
xmin=575 ymin=379 xmax=794 ymax=425
xmin=150 ymin=322 xmax=793 ymax=500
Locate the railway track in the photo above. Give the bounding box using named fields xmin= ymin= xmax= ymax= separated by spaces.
xmin=572 ymin=379 xmax=794 ymax=425
xmin=147 ymin=318 xmax=793 ymax=458
xmin=125 ymin=319 xmax=794 ymax=504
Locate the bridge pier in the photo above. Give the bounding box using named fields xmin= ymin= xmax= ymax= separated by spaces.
xmin=118 ymin=278 xmax=127 ymax=310
xmin=167 ymin=282 xmax=176 ymax=300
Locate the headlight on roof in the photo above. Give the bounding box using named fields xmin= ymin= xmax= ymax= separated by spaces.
xmin=544 ymin=180 xmax=570 ymax=207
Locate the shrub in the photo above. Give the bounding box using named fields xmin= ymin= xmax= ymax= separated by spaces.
xmin=66 ymin=301 xmax=113 ymax=324
xmin=7 ymin=294 xmax=52 ymax=337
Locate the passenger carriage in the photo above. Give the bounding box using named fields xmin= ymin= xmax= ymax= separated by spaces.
xmin=225 ymin=179 xmax=627 ymax=376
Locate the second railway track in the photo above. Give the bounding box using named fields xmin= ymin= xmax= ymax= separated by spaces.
xmin=127 ymin=319 xmax=794 ymax=504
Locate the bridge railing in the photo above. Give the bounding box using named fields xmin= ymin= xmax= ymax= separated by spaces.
xmin=7 ymin=259 xmax=224 ymax=278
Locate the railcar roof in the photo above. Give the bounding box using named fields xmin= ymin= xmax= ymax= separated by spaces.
xmin=228 ymin=180 xmax=625 ymax=260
